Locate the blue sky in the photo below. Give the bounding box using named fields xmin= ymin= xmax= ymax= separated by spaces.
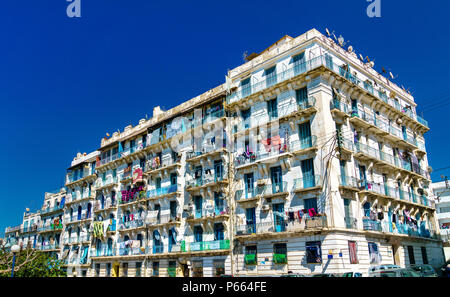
xmin=1 ymin=0 xmax=449 ymax=236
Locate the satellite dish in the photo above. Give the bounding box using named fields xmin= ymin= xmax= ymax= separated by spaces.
xmin=338 ymin=35 xmax=345 ymax=46
xmin=332 ymin=33 xmax=338 ymax=41
xmin=389 ymin=72 xmax=397 ymax=79
xmin=106 ymin=133 xmax=110 ymax=137
xmin=348 ymin=45 xmax=353 ymax=53
xmin=381 ymin=67 xmax=387 ymax=74
xmin=326 ymin=28 xmax=331 ymax=36
xmin=359 ymin=54 xmax=364 ymax=61
xmin=366 ymin=56 xmax=371 ymax=63
xmin=26 ymin=208 xmax=30 ymax=212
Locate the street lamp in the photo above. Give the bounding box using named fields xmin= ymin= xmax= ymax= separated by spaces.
xmin=10 ymin=244 xmax=20 ymax=277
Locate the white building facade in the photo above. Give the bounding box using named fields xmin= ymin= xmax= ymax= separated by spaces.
xmin=3 ymin=28 xmax=445 ymax=277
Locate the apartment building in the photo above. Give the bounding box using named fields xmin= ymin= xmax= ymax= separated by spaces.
xmin=3 ymin=28 xmax=445 ymax=276
xmin=431 ymin=181 xmax=450 ymax=261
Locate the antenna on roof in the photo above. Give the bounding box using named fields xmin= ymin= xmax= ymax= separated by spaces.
xmin=337 ymin=35 xmax=347 ymax=47
xmin=242 ymin=51 xmax=248 ymax=62
xmin=389 ymin=71 xmax=398 ymax=79
xmin=106 ymin=133 xmax=110 ymax=137
xmin=326 ymin=28 xmax=331 ymax=36
xmin=347 ymin=45 xmax=353 ymax=53
xmin=381 ymin=67 xmax=387 ymax=74
xmin=359 ymin=54 xmax=365 ymax=62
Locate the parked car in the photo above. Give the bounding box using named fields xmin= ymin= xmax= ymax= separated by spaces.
xmin=341 ymin=272 xmax=363 ymax=277
xmin=281 ymin=273 xmax=309 ymax=277
xmin=311 ymin=273 xmax=339 ymax=277
xmin=408 ymin=264 xmax=438 ymax=277
xmin=368 ymin=264 xmax=401 ymax=276
xmin=440 ymin=261 xmax=450 ymax=277
xmin=374 ymin=268 xmax=421 ymax=277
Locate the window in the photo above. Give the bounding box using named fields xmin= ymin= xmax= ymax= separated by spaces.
xmin=407 ymin=246 xmax=415 ymax=264
xmin=304 ymin=198 xmax=317 ymax=212
xmin=298 ymin=121 xmax=312 ymax=148
xmin=306 ymin=241 xmax=322 ymax=264
xmin=421 ymin=247 xmax=428 ymax=264
xmin=122 ymin=263 xmax=128 ymax=277
xmin=301 ymin=158 xmax=315 ymax=187
xmin=348 ymin=241 xmax=358 ymax=264
xmin=135 ymin=262 xmax=142 ymax=277
xmin=244 ymin=173 xmax=254 ymax=198
xmin=170 ymin=173 xmax=177 ymax=185
xmin=273 ymin=243 xmax=287 ymax=264
xmin=214 ymin=260 xmax=225 ymax=277
xmin=152 ymin=261 xmax=159 ymax=277
xmin=245 ymin=245 xmax=257 ymax=265
xmin=368 ymin=242 xmax=381 ymax=264
xmin=241 ymin=78 xmax=251 ymax=97
xmin=168 ymin=261 xmax=177 ymax=277
xmin=81 ymin=270 xmax=87 ymax=277
xmin=95 ymin=264 xmax=100 ymax=276
xmin=170 ymin=200 xmax=177 ymax=218
xmin=267 ymin=98 xmax=278 ymax=119
xmin=214 ymin=223 xmax=224 ymax=241
xmin=192 ymin=261 xmax=203 ymax=277
xmin=106 ymin=263 xmax=111 ymax=277
xmin=265 ymin=66 xmax=277 ymax=87
xmin=296 ymin=87 xmax=308 ymax=108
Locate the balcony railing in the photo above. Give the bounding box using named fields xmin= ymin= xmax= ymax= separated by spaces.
xmin=227 ymin=55 xmax=428 ymax=128
xmin=145 ymin=155 xmax=181 ymax=172
xmin=118 ymin=219 xmax=145 ymax=230
xmin=146 ymin=184 xmax=178 ymax=198
xmin=290 ymin=136 xmax=317 ymax=152
xmin=342 ymin=138 xmax=430 ymax=179
xmin=186 ymin=175 xmax=225 ymax=188
xmin=330 ymin=99 xmax=350 ymax=114
xmin=186 ymin=142 xmax=224 ymax=160
xmin=40 ymin=205 xmax=64 ymax=215
xmin=91 ymin=245 xmax=116 ymax=257
xmin=39 ymin=243 xmax=61 ymax=251
xmin=38 ymin=224 xmax=63 ymax=232
xmin=180 ymin=239 xmax=230 ymax=252
xmin=235 ymin=216 xmax=328 ymax=235
xmin=293 ymin=175 xmax=321 ymax=191
xmin=345 ymin=217 xmax=357 ymax=229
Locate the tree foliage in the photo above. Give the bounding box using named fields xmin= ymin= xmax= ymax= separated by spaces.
xmin=0 ymin=243 xmax=67 ymax=277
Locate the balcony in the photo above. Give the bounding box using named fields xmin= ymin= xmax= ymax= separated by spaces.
xmin=235 ymin=216 xmax=328 ymax=237
xmin=191 ymin=109 xmax=226 ymax=129
xmin=146 ymin=213 xmax=181 ymax=227
xmin=91 ymin=245 xmax=117 ymax=257
xmin=186 ymin=175 xmax=226 ymax=190
xmin=186 ymin=143 xmax=226 ymax=162
xmin=94 ymin=199 xmax=117 ymax=212
xmin=38 ymin=224 xmax=63 ymax=233
xmin=66 ymin=213 xmax=92 ymax=224
xmin=118 ymin=219 xmax=145 ymax=231
xmin=293 ymin=175 xmax=322 ymax=192
xmin=119 ymin=187 xmax=147 ymax=205
xmin=234 ymin=145 xmax=291 ymax=169
xmin=290 ymin=136 xmax=317 ymax=154
xmin=146 ymin=184 xmax=178 ymax=199
xmin=68 ymin=235 xmax=91 ymax=245
xmin=180 ymin=239 xmax=230 ymax=253
xmin=233 ymin=99 xmax=316 ymax=135
xmin=363 ymin=219 xmax=382 ymax=232
xmin=40 ymin=205 xmax=64 ymax=216
xmin=95 ymin=176 xmax=118 ymax=190
xmin=144 ymin=155 xmax=181 ymax=174
xmin=227 ymin=56 xmax=324 ymax=105
xmin=227 ymin=55 xmax=428 ymax=130
xmin=330 ymin=98 xmax=350 ymax=116
xmin=39 ymin=243 xmax=61 ymax=251
xmin=342 ymin=138 xmax=430 ymax=180
xmin=66 ymin=169 xmax=96 ymax=186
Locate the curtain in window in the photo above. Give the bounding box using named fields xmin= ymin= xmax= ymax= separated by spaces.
xmin=368 ymin=242 xmax=381 ymax=264
xmin=348 ymin=241 xmax=358 ymax=264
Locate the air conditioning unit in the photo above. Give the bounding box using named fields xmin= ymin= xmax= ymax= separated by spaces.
xmin=262 ymin=205 xmax=270 ymax=211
